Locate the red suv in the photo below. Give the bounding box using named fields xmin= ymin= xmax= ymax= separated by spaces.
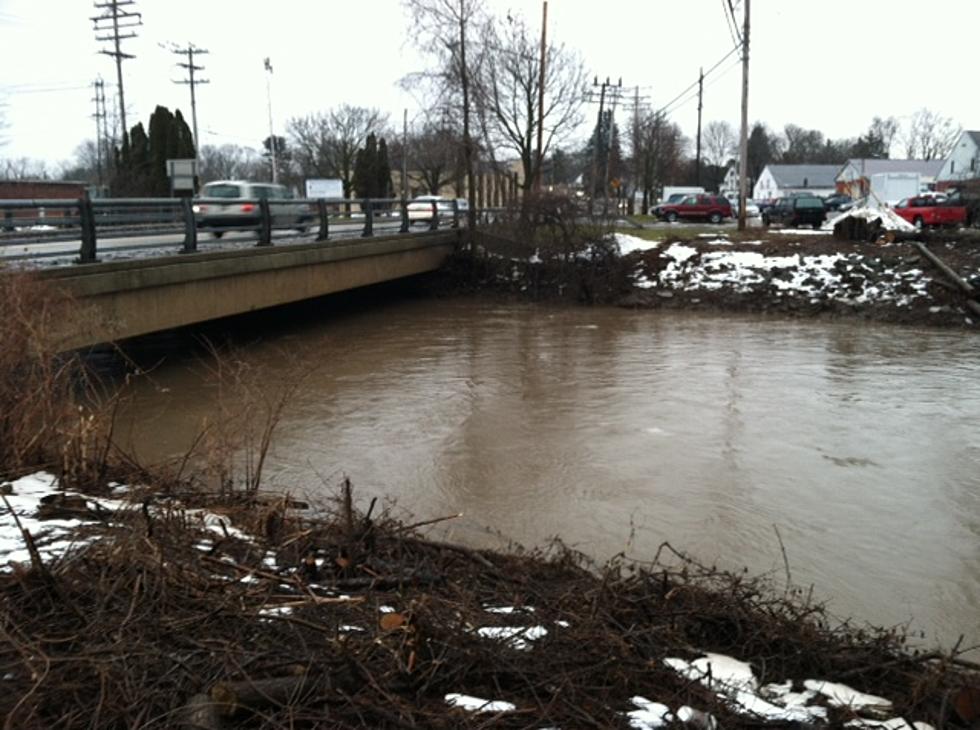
xmin=657 ymin=194 xmax=733 ymax=224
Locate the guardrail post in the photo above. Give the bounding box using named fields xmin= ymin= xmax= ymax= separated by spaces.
xmin=399 ymin=199 xmax=409 ymax=233
xmin=429 ymin=201 xmax=439 ymax=231
xmin=316 ymin=199 xmax=329 ymax=241
xmin=257 ymin=198 xmax=272 ymax=246
xmin=76 ymin=192 xmax=98 ymax=263
xmin=2 ymin=210 xmax=12 ymax=232
xmin=180 ymin=197 xmax=198 ymax=253
xmin=362 ymin=200 xmax=374 ymax=237
xmin=451 ymin=199 xmax=460 ymax=229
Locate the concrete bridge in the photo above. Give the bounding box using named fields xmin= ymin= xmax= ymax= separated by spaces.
xmin=40 ymin=229 xmax=461 ymax=351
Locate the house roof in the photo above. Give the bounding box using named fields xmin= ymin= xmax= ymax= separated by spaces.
xmin=965 ymin=130 xmax=980 ymax=147
xmin=841 ymin=158 xmax=944 ymax=178
xmin=765 ymin=164 xmax=838 ymax=189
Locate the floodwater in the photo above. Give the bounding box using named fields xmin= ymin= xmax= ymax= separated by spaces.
xmin=113 ymin=295 xmax=980 ymax=650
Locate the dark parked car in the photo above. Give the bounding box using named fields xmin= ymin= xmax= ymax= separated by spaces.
xmin=657 ymin=194 xmax=733 ymax=224
xmin=761 ymin=196 xmax=826 ymax=229
xmin=823 ymin=194 xmax=853 ymax=211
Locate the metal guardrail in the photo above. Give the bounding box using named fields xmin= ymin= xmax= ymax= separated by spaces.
xmin=0 ymin=194 xmax=472 ymax=264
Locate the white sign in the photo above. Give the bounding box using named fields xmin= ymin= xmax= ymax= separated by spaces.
xmin=305 ymin=178 xmax=344 ymax=199
xmin=167 ymin=158 xmax=198 ymax=192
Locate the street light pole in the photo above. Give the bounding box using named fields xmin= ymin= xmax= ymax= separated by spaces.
xmin=264 ymin=57 xmax=278 ymax=184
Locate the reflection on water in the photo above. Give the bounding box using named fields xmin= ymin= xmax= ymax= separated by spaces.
xmin=114 ymin=299 xmax=980 ymax=650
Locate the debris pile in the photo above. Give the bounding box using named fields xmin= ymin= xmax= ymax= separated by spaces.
xmin=2 ymin=472 xmax=977 ymax=728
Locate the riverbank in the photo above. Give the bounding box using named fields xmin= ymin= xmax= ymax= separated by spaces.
xmin=454 ymin=226 xmax=980 ymax=329
xmin=3 ymin=471 xmax=976 ymax=729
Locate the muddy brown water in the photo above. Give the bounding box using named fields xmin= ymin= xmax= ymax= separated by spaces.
xmin=113 ymin=297 xmax=980 ymax=651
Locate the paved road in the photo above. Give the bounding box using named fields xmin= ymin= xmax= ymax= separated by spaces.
xmin=0 ymin=218 xmax=424 ymax=266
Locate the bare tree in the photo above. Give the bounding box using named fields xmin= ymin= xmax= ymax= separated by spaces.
xmin=0 ymin=157 xmax=49 ymax=181
xmin=869 ymin=116 xmax=899 ymax=157
xmin=702 ymin=120 xmax=737 ymax=167
xmin=197 ymin=144 xmax=265 ymax=183
xmin=902 ymin=108 xmax=961 ymax=160
xmin=404 ymin=0 xmax=486 ymax=227
xmin=475 ymin=14 xmax=586 ymax=196
xmin=57 ymin=140 xmax=101 ymax=182
xmin=287 ymin=106 xmax=387 ymax=198
xmin=407 ymin=121 xmax=463 ymax=195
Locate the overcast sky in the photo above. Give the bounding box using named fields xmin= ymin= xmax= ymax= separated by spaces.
xmin=2 ymin=0 xmax=978 ymax=168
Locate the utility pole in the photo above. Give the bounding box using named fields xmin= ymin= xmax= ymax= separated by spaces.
xmin=263 ymin=57 xmax=277 ymax=183
xmin=91 ymin=78 xmax=107 ymax=188
xmin=587 ymin=77 xmax=611 ymax=214
xmin=695 ymin=67 xmax=704 ymax=187
xmin=602 ymin=77 xmax=623 ymax=216
xmin=632 ymin=85 xmax=640 ymax=215
xmin=402 ymin=108 xmax=409 ymax=199
xmin=91 ymin=0 xmax=141 ymax=141
xmin=168 ymin=42 xmax=209 ymax=154
xmin=737 ymin=0 xmax=751 ymax=231
xmin=534 ymin=0 xmax=548 ymax=192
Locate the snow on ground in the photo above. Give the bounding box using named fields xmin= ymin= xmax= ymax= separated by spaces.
xmin=613 ymin=232 xmax=660 ymax=255
xmin=663 ymin=653 xmax=934 ymax=729
xmin=0 ymin=472 xmax=254 ymax=571
xmin=475 ymin=625 xmax=548 ymax=650
xmin=445 ymin=694 xmax=516 ymax=713
xmin=829 ymin=206 xmax=916 ymax=232
xmin=649 ymin=243 xmax=931 ymax=307
xmin=0 ymin=472 xmax=128 ymax=568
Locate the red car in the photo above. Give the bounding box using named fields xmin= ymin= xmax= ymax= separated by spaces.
xmin=657 ymin=194 xmax=733 ymax=224
xmin=893 ymin=196 xmax=968 ymax=229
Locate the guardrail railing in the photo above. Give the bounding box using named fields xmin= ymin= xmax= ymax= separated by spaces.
xmin=0 ymin=194 xmax=472 ymax=264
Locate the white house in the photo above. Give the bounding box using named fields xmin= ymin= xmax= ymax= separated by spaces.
xmin=720 ymin=163 xmax=741 ymax=199
xmin=836 ymin=158 xmax=943 ymax=198
xmin=752 ymin=164 xmax=838 ymax=200
xmin=937 ymin=130 xmax=980 ymax=185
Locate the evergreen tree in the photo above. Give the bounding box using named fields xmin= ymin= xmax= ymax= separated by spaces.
xmin=352 ymin=133 xmax=378 ymax=199
xmin=375 ymin=137 xmax=392 ymax=199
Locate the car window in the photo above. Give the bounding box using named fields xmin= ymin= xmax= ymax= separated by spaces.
xmin=895 ymin=198 xmax=908 ymax=208
xmin=202 ymin=184 xmax=242 ymax=198
xmin=717 ymin=196 xmax=730 ymax=206
xmin=796 ymin=198 xmax=824 ymax=209
xmin=776 ymin=199 xmax=792 ymax=209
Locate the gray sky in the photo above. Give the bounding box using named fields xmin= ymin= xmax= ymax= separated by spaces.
xmin=2 ymin=0 xmax=978 ymax=167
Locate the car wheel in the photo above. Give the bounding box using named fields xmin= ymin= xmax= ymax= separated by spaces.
xmin=212 ymin=231 xmax=224 ymax=239
xmin=665 ymin=211 xmax=678 ymax=223
xmin=762 ymin=215 xmax=770 ymax=227
xmin=708 ymin=212 xmax=722 ymax=224
xmin=913 ymin=216 xmax=924 ymax=230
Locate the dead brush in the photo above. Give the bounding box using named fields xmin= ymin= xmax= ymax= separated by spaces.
xmin=0 ymin=272 xmax=85 ymax=476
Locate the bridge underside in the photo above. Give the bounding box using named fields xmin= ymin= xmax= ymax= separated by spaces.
xmin=40 ymin=232 xmax=460 ymax=350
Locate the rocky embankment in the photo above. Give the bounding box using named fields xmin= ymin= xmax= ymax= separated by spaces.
xmin=617 ymin=230 xmax=980 ymax=328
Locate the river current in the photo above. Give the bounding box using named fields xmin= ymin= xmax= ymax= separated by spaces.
xmin=114 ymin=296 xmax=980 ymax=650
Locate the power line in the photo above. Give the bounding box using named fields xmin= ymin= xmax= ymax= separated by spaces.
xmin=164 ymin=41 xmax=209 ymax=152
xmin=655 ymin=43 xmax=740 ymax=117
xmin=91 ymin=0 xmax=142 ymax=139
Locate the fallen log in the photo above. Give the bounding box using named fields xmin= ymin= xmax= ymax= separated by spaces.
xmin=210 ymin=675 xmax=317 ymax=717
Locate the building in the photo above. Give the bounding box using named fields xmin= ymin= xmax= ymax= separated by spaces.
xmin=836 ymin=159 xmax=943 ymax=198
xmin=720 ymin=163 xmax=741 ymax=199
xmin=752 ymin=164 xmax=838 ymax=200
xmin=0 ymin=180 xmax=94 ymax=225
xmin=936 ymin=130 xmax=980 ymax=187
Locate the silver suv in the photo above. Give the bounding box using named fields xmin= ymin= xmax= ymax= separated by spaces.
xmin=194 ymin=181 xmax=311 ymax=238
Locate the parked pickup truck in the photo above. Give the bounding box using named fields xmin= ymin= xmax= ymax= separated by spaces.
xmin=892 ymin=196 xmax=968 ymax=229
